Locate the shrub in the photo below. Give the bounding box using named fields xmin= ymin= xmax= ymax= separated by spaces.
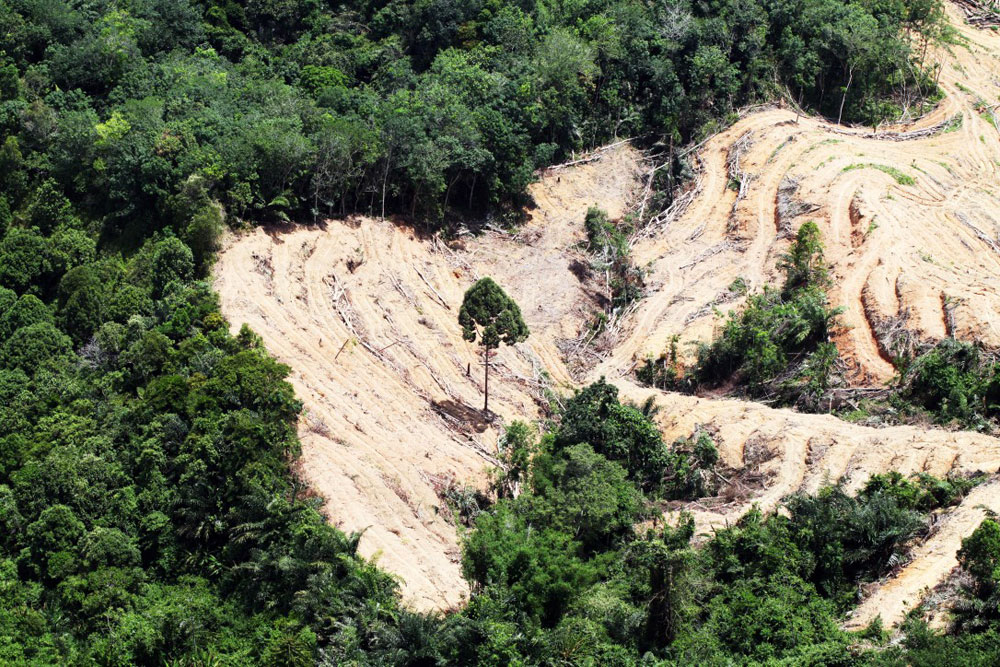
xmin=682 ymin=222 xmax=841 ymax=401
xmin=554 ymin=379 xmax=670 ymax=492
xmin=861 ymin=471 xmax=979 ymax=512
xmin=897 ymin=338 xmax=1000 ymax=426
xmin=583 ymin=207 xmax=643 ymax=313
xmin=693 ymin=284 xmax=840 ymax=392
xmin=959 ymin=519 xmax=1000 ymax=597
xmin=662 ymin=431 xmax=719 ymax=500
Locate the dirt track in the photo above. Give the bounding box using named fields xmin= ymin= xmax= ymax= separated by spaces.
xmin=216 ymin=4 xmax=1000 ymax=624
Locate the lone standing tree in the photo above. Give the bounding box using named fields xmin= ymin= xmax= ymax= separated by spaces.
xmin=459 ymin=277 xmax=529 ymax=413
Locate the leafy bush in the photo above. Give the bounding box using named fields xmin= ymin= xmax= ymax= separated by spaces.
xmin=896 ymin=338 xmax=1000 ymax=426
xmin=584 ymin=206 xmax=643 ymax=314
xmin=554 ymin=379 xmax=671 ymax=492
xmin=462 ymin=503 xmax=603 ymax=628
xmin=779 ymin=220 xmax=830 ymax=295
xmin=662 ymin=431 xmax=720 ymax=500
xmin=785 ymin=484 xmax=925 ymax=607
xmin=636 ymin=335 xmax=681 ymax=390
xmin=694 ymin=222 xmax=841 ymax=394
xmin=639 ymin=222 xmax=842 ymax=406
xmin=527 ymin=443 xmax=645 ymax=554
xmin=693 ymin=283 xmax=840 ymax=392
xmin=954 ymin=519 xmax=1000 ymax=632
xmin=861 ymin=471 xmax=980 ymax=512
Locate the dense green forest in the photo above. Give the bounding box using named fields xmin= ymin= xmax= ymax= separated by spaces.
xmin=0 ymin=0 xmax=941 ymax=230
xmin=2 ymin=0 xmax=999 ymax=664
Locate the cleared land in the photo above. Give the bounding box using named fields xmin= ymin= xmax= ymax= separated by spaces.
xmin=215 ymin=148 xmax=640 ymax=610
xmin=216 ymin=4 xmax=1000 ymax=626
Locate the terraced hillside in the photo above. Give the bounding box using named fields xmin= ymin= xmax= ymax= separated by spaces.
xmin=216 ymin=3 xmax=1000 ymax=625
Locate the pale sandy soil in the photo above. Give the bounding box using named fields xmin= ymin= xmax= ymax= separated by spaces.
xmin=214 ymin=148 xmax=641 ymax=610
xmin=215 ymin=4 xmax=1000 ymax=627
xmin=603 ymin=9 xmax=1000 ymax=384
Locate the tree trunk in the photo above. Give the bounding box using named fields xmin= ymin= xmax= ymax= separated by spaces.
xmin=483 ymin=345 xmax=490 ymax=413
xmin=444 ymin=172 xmax=460 ymax=211
xmin=837 ymin=66 xmax=854 ymax=126
xmin=381 ymin=146 xmax=392 ymax=220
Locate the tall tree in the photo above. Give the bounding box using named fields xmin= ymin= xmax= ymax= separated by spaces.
xmin=459 ymin=277 xmax=529 ymax=413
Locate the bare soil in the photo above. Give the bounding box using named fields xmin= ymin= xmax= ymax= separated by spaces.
xmin=215 ymin=4 xmax=1000 ymax=625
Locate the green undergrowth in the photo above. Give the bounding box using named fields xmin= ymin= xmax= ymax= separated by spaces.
xmin=842 ymin=163 xmax=917 ymax=186
xmin=444 ymin=381 xmax=985 ymax=664
xmin=584 ymin=207 xmax=644 ymax=324
xmin=638 ymin=221 xmax=842 ymax=409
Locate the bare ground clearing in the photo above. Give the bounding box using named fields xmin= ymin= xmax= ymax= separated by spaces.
xmin=216 ymin=4 xmax=1000 ymax=624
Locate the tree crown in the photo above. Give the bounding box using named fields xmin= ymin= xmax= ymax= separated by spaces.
xmin=458 ymin=277 xmax=529 ymax=349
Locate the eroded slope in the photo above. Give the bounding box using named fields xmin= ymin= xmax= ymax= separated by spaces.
xmin=214 ymin=147 xmax=641 ymax=609
xmin=603 ymin=10 xmax=1000 ymax=385
xmin=216 ymin=4 xmax=1000 ymax=625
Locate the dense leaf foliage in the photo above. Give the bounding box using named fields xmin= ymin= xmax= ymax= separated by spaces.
xmin=895 ymin=338 xmax=1000 ymax=427
xmin=0 ymin=0 xmax=941 ymax=229
xmin=1 ymin=0 xmax=992 ymax=664
xmin=0 ymin=237 xmax=409 ymax=663
xmin=434 ymin=388 xmax=973 ymax=664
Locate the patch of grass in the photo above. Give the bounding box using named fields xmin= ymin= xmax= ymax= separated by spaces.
xmin=944 ymin=114 xmax=963 ymax=133
xmin=840 ymin=408 xmax=870 ymax=423
xmin=803 ymin=138 xmax=842 ymax=155
xmin=767 ymin=138 xmax=793 ymax=163
xmin=939 ymin=24 xmax=969 ymax=48
xmin=838 ymin=400 xmax=883 ymax=424
xmin=842 ymin=163 xmax=916 ymax=186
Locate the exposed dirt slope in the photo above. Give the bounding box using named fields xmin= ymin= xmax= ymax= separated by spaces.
xmin=214 ymin=147 xmax=641 ymax=610
xmin=843 ymin=478 xmax=1000 ymax=630
xmin=216 ymin=4 xmax=1000 ymax=625
xmin=593 ymin=6 xmax=1000 ymax=627
xmin=600 ymin=7 xmax=1000 ymax=386
xmin=616 ymin=382 xmax=1000 ymax=518
xmin=615 ymin=381 xmax=1000 ymax=631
